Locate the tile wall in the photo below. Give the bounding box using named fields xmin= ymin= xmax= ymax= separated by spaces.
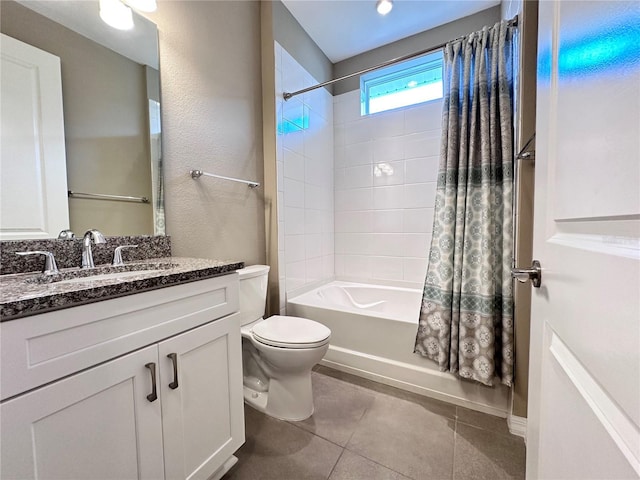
xmin=275 ymin=42 xmax=334 ymax=313
xmin=333 ymin=91 xmax=443 ymax=285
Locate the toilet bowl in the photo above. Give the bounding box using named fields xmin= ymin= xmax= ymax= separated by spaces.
xmin=237 ymin=265 xmax=330 ymax=421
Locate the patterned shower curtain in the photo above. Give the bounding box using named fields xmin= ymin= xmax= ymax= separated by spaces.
xmin=414 ymin=21 xmax=515 ymax=387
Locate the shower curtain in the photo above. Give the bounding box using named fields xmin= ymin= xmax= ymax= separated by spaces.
xmin=414 ymin=21 xmax=515 ymax=387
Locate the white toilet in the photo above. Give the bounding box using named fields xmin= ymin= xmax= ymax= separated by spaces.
xmin=237 ymin=265 xmax=331 ymax=421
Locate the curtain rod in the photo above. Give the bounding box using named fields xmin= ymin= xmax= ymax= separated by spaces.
xmin=283 ymin=15 xmax=518 ymax=101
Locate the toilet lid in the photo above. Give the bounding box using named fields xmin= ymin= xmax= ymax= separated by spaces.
xmin=251 ymin=315 xmax=331 ymax=349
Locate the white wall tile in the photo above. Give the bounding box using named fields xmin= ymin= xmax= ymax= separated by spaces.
xmin=285 ymin=207 xmax=305 ymax=235
xmin=334 ymin=127 xmax=346 ymax=149
xmin=403 ymin=234 xmax=430 ymax=258
xmin=322 ymin=232 xmax=334 ymax=255
xmin=405 ymin=156 xmax=439 ymax=183
xmin=344 ymin=141 xmax=374 ymax=167
xmin=403 ymin=257 xmax=428 ymax=283
xmin=373 ymin=160 xmax=405 ymax=187
xmin=334 ymin=90 xmax=361 ymax=123
xmin=305 ymin=184 xmax=324 ymax=210
xmin=335 ymin=232 xmax=373 ymax=255
xmin=306 ymin=257 xmax=323 ymax=283
xmin=283 ymin=97 xmax=305 ymax=129
xmin=322 ymin=254 xmax=335 ymax=278
xmin=305 ymin=208 xmax=323 ymax=234
xmin=344 ymin=164 xmax=373 ymax=189
xmin=283 ymin=129 xmax=304 ymax=156
xmin=373 ymin=210 xmax=403 ymax=233
xmin=372 ymin=136 xmax=404 ymax=163
xmin=274 ymin=41 xmax=283 ymax=73
xmin=305 ymin=233 xmax=322 ymax=259
xmin=285 ymin=260 xmax=306 ymax=291
xmin=305 ymin=153 xmax=327 ymax=186
xmin=322 ymin=210 xmax=334 ymax=233
xmin=284 ymin=178 xmax=305 ymax=208
xmin=345 ymin=119 xmax=372 ymax=144
xmin=403 ymin=208 xmax=434 ymax=233
xmin=331 ymin=68 xmax=442 ymax=284
xmin=369 ymin=233 xmax=405 ymax=257
xmin=404 ymin=131 xmax=441 ymax=159
xmin=404 ymin=100 xmax=443 ymax=134
xmin=334 ymin=254 xmax=345 ymax=276
xmin=335 ymin=188 xmax=373 ymax=212
xmin=404 ymin=183 xmax=436 ymax=209
xmin=369 ymin=110 xmax=405 ymax=138
xmin=343 ymin=255 xmax=372 ymax=278
xmin=285 ymin=234 xmax=306 ymax=263
xmin=283 ymin=148 xmax=304 ymax=181
xmin=373 ymin=185 xmax=404 ymax=209
xmin=278 ymin=45 xmax=334 ymax=293
xmin=371 ymin=256 xmax=404 ymax=281
xmin=281 ymin=50 xmax=306 ymax=94
xmin=335 ymin=210 xmax=373 ymax=233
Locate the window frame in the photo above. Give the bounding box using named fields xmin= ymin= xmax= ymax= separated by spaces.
xmin=360 ymin=50 xmax=444 ymax=116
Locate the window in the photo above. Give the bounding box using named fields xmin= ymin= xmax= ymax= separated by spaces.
xmin=361 ymin=50 xmax=443 ymax=115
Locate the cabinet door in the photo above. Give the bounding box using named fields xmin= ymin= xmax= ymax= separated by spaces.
xmin=159 ymin=314 xmax=245 ymax=480
xmin=1 ymin=346 xmax=165 ymax=480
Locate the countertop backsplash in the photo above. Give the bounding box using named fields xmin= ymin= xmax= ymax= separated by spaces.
xmin=1 ymin=236 xmax=172 ymax=275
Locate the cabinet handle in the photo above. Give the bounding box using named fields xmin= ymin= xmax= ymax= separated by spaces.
xmin=145 ymin=362 xmax=158 ymax=402
xmin=167 ymin=353 xmax=179 ymax=390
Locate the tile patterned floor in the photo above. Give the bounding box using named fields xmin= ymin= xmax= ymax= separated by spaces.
xmin=223 ymin=366 xmax=526 ymax=480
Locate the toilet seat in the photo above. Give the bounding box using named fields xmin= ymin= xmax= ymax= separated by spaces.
xmin=251 ymin=315 xmax=331 ymax=349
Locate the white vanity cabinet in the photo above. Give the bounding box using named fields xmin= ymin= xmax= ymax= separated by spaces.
xmin=0 ymin=274 xmax=244 ymax=480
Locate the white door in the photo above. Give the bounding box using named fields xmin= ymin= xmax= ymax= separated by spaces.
xmin=159 ymin=314 xmax=245 ymax=480
xmin=0 ymin=34 xmax=70 ymax=240
xmin=527 ymin=1 xmax=640 ymax=479
xmin=1 ymin=346 xmax=165 ymax=480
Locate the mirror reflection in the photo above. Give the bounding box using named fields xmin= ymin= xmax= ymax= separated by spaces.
xmin=0 ymin=0 xmax=164 ymax=238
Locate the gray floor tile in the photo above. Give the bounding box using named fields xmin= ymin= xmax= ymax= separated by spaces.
xmin=314 ymin=365 xmax=457 ymax=419
xmin=453 ymin=423 xmax=526 ymax=480
xmin=290 ymin=371 xmax=376 ymax=446
xmin=225 ymin=405 xmax=343 ymax=480
xmin=346 ymin=393 xmax=456 ymax=480
xmin=456 ymin=407 xmax=510 ymax=436
xmin=329 ymin=450 xmax=412 ymax=480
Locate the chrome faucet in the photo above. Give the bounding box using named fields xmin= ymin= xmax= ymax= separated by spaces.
xmin=82 ymin=229 xmax=106 ymax=268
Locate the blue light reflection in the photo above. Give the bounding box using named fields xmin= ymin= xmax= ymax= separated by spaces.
xmin=539 ymin=18 xmax=640 ymax=78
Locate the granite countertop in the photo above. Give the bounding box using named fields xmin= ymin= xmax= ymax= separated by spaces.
xmin=0 ymin=257 xmax=244 ymax=321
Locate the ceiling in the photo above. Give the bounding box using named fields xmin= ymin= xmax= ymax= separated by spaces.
xmin=16 ymin=0 xmax=159 ymax=68
xmin=281 ymin=0 xmax=501 ymax=63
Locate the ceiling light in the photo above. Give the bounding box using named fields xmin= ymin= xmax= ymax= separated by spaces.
xmin=100 ymin=0 xmax=134 ymax=30
xmin=124 ymin=0 xmax=157 ymax=12
xmin=376 ymin=0 xmax=393 ymax=16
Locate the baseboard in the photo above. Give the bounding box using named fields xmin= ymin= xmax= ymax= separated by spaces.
xmin=507 ymin=414 xmax=527 ymax=439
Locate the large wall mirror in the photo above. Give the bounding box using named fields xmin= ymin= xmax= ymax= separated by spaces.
xmin=0 ymin=0 xmax=164 ymax=239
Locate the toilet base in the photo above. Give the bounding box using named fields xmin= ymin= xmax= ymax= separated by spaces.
xmin=243 ymin=372 xmax=315 ymax=422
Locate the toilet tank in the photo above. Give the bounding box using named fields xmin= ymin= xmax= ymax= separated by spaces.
xmin=236 ymin=265 xmax=270 ymax=326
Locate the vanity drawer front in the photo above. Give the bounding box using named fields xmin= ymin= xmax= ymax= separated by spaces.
xmin=1 ymin=274 xmax=239 ymax=401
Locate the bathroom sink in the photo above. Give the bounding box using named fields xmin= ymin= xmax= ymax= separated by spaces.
xmin=25 ymin=263 xmax=177 ymax=285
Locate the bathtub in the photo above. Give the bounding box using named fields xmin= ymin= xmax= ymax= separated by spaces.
xmin=287 ymin=281 xmax=510 ymax=416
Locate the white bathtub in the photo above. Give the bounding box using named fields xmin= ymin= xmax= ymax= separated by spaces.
xmin=287 ymin=281 xmax=509 ymax=416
